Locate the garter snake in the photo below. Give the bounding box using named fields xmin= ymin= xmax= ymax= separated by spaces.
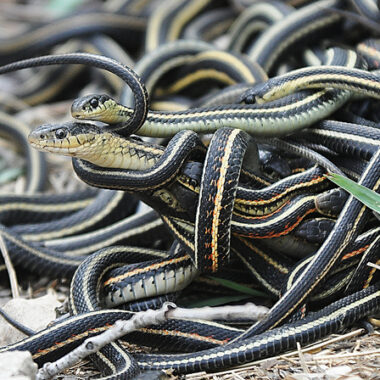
xmin=7 ymin=190 xmax=137 ymax=242
xmin=283 ymin=226 xmax=380 ymax=295
xmin=1 ymin=284 xmax=379 ymax=377
xmin=0 ymin=3 xmax=379 ymax=379
xmin=243 ymin=66 xmax=380 ymax=104
xmin=29 ymin=123 xmax=334 ymax=281
xmin=2 ymin=122 xmax=377 ymax=378
xmin=12 ymin=35 xmax=134 ymax=107
xmin=119 ymin=39 xmax=263 ymax=109
xmin=152 ymin=49 xmax=266 ymax=98
xmin=0 ymin=125 xmax=375 ymax=373
xmin=296 ymin=120 xmax=380 ymax=161
xmin=184 ymin=8 xmax=236 ymax=42
xmin=0 ymin=52 xmax=349 ymax=139
xmin=136 ymin=284 xmax=380 ymax=373
xmin=0 ymin=47 xmax=362 ymax=141
xmin=28 ymin=121 xmax=317 ymax=225
xmin=145 ymin=0 xmax=214 ymax=52
xmin=71 ymin=89 xmax=350 ymax=137
xmin=0 ymin=207 xmax=169 ymax=278
xmin=28 ymin=121 xmax=330 ymax=214
xmin=25 ymin=119 xmax=352 ymax=278
xmin=0 ymin=121 xmax=330 ymax=277
xmin=0 ymin=10 xmax=146 ymax=65
xmin=120 ymin=39 xmax=214 ymax=106
xmin=0 ymin=53 xmax=149 ymax=136
xmin=26 ymin=117 xmax=380 ymax=323
xmin=246 ymin=0 xmax=343 ymax=73
xmin=231 ymin=231 xmax=379 ymax=302
xmin=0 ymin=111 xmax=47 ymax=193
xmin=0 ymin=189 xmax=97 ymax=230
xmin=227 ymin=0 xmax=292 ymax=54
xmin=232 ymin=148 xmax=380 ymax=340
xmin=69 ymin=47 xmax=362 ymax=138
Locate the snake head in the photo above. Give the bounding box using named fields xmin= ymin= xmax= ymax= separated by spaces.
xmin=240 ymin=83 xmax=268 ymax=104
xmin=71 ymin=94 xmax=123 ymax=123
xmin=28 ymin=121 xmax=100 ymax=156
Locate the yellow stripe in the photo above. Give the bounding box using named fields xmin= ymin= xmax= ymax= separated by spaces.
xmin=210 ymin=130 xmax=240 ymax=272
xmin=144 ymin=90 xmax=327 ymax=121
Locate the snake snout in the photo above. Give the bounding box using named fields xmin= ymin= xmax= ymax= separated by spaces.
xmin=28 ymin=126 xmax=50 ymax=145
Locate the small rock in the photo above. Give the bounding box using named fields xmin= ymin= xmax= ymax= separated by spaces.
xmin=0 ymin=294 xmax=61 ymax=345
xmin=0 ymin=350 xmax=37 ymax=379
xmin=259 ymin=357 xmax=278 ymax=369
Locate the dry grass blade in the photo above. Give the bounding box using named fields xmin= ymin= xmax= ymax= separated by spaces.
xmin=296 ymin=341 xmax=310 ymax=374
xmin=368 ymin=262 xmax=380 ymax=271
xmin=0 ymin=234 xmax=19 ymax=298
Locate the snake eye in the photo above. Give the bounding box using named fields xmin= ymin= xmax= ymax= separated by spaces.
xmin=90 ymin=98 xmax=99 ymax=108
xmin=55 ymin=128 xmax=67 ymax=139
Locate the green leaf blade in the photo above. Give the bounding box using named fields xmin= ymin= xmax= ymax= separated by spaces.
xmin=326 ymin=173 xmax=380 ymax=213
xmin=207 ymin=276 xmax=268 ymax=298
xmin=184 ymin=295 xmax=252 ymax=308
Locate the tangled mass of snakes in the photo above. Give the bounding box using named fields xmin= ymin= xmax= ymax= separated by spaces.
xmin=0 ymin=0 xmax=380 ymax=378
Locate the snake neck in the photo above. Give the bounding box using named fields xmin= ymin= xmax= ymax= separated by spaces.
xmin=106 ymin=106 xmax=134 ymax=124
xmin=80 ymin=133 xmax=164 ymax=170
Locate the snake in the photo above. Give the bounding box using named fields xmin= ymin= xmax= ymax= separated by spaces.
xmin=0 ymin=2 xmax=379 ymax=378
xmin=3 ymin=121 xmax=380 ymax=377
